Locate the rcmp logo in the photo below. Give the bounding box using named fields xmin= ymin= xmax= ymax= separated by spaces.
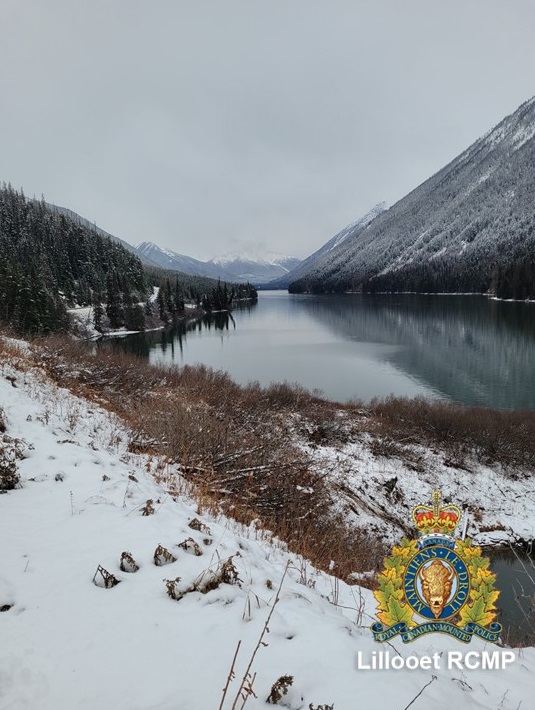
xmin=371 ymin=491 xmax=502 ymax=644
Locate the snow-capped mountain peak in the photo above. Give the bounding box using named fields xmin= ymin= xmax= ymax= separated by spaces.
xmin=135 ymin=242 xmax=301 ymax=284
xmin=208 ymin=251 xmax=301 ymax=282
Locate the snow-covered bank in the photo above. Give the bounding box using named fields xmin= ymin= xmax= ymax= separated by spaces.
xmin=1 ymin=341 xmax=535 ymax=709
xmin=301 ymin=432 xmax=535 ymax=550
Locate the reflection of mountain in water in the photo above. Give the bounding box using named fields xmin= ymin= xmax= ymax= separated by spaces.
xmin=107 ymin=307 xmax=250 ymax=360
xmin=298 ymin=295 xmax=535 ymax=410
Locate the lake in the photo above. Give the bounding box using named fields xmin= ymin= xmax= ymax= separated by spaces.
xmin=111 ymin=291 xmax=535 ymax=410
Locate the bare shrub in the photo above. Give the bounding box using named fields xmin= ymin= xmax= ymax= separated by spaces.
xmin=164 ymin=577 xmax=183 ymax=601
xmin=93 ymin=565 xmax=120 ymax=589
xmin=194 ymin=554 xmax=242 ymax=594
xmin=264 ymin=381 xmax=313 ymax=410
xmin=368 ymin=437 xmax=409 ymax=459
xmin=153 ymin=544 xmax=177 ymax=566
xmin=0 ymin=434 xmax=26 ymax=492
xmin=0 ymin=444 xmax=19 ymax=491
xmin=177 ymin=537 xmax=203 ymax=556
xmin=267 ymin=675 xmax=294 ymax=704
xmin=140 ymin=499 xmax=155 ymax=516
xmin=273 ymin=512 xmax=385 ymax=584
xmin=189 ymin=518 xmax=211 ymax=534
xmin=120 ymin=551 xmax=139 ymax=572
xmin=368 ymin=395 xmax=535 ymax=472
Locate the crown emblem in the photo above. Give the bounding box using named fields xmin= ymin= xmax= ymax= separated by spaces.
xmin=412 ymin=491 xmax=461 ymax=549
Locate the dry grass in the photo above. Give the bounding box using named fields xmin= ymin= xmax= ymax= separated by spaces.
xmin=367 ymin=395 xmax=535 ymax=474
xmin=3 ymin=332 xmax=534 ymax=583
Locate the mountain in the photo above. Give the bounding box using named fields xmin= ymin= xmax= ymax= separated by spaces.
xmin=137 ymin=241 xmax=222 ymax=278
xmin=137 ymin=242 xmax=301 ymax=284
xmin=288 ymin=97 xmax=535 ymax=298
xmin=1 ymin=186 xmax=256 ymax=336
xmin=45 ymin=204 xmax=160 ymax=268
xmin=267 ymin=202 xmax=387 ymax=288
xmin=209 ymin=251 xmax=301 ymax=283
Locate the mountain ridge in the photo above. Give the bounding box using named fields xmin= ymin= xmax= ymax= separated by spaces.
xmin=288 ymin=97 xmax=535 ymax=298
xmin=268 ymin=202 xmax=388 ymax=289
xmin=137 ymin=241 xmax=301 ymax=284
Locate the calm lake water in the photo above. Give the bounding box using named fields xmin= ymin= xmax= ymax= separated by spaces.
xmin=112 ymin=291 xmax=535 ymax=410
xmin=489 ymin=549 xmax=535 ymax=644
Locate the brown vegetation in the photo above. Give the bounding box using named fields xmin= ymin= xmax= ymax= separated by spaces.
xmin=3 ymin=332 xmax=535 ymax=585
xmin=368 ymin=395 xmax=535 ymax=473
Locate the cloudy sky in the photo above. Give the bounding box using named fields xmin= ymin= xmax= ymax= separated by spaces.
xmin=1 ymin=1 xmax=534 ymax=260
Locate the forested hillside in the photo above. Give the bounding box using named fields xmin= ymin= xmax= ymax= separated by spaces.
xmin=0 ymin=184 xmax=146 ymax=334
xmin=0 ymin=184 xmax=257 ymax=336
xmin=289 ymin=97 xmax=535 ymax=298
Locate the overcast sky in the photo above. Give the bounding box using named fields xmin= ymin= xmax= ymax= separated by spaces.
xmin=1 ymin=1 xmax=534 ymax=260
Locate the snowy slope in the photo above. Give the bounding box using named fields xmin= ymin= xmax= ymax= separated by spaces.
xmin=44 ymin=204 xmax=160 ymax=268
xmin=268 ymin=203 xmax=388 ymax=289
xmin=136 ymin=241 xmax=223 ymax=278
xmin=288 ymin=97 xmax=535 ymax=293
xmin=1 ymin=340 xmax=534 ymax=710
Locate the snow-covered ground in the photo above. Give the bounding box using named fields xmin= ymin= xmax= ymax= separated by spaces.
xmin=300 ymin=430 xmax=535 ymax=549
xmin=1 ymin=341 xmax=534 ymax=710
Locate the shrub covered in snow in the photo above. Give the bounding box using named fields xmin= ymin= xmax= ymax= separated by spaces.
xmin=0 ymin=428 xmax=26 ymax=491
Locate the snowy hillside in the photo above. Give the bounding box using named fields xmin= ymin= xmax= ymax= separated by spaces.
xmin=45 ymin=204 xmax=160 ymax=268
xmin=2 ymin=339 xmax=535 ymax=709
xmin=289 ymin=97 xmax=535 ymax=295
xmin=136 ymin=241 xmax=223 ymax=278
xmin=268 ymin=203 xmax=387 ymax=289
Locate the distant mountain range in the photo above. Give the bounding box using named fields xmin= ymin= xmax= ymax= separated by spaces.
xmin=45 ymin=206 xmax=301 ymax=284
xmin=287 ymin=97 xmax=535 ymax=299
xmin=137 ymin=242 xmax=301 ymax=284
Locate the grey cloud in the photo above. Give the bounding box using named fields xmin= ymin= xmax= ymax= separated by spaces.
xmin=1 ymin=0 xmax=534 ymax=260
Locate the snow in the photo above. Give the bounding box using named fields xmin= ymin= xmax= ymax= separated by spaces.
xmin=1 ymin=340 xmax=534 ymax=710
xmin=67 ymin=306 xmax=100 ymax=340
xmin=478 ymin=167 xmax=496 ymax=184
xmin=301 ymin=432 xmax=535 ymax=549
xmin=210 ymin=250 xmax=298 ymax=268
xmin=503 ymin=114 xmax=533 ymax=151
xmin=429 ymin=246 xmax=447 ymax=261
xmin=324 ymin=203 xmax=388 ymax=254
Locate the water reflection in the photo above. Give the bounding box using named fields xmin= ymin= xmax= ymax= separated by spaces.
xmin=489 ymin=548 xmax=535 ymax=645
xmin=293 ymin=294 xmax=535 ymax=409
xmin=108 ymin=293 xmax=535 ymax=409
xmin=109 ymin=309 xmax=239 ymax=360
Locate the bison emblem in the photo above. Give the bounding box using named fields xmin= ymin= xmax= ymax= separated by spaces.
xmin=418 ymin=560 xmax=455 ymax=618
